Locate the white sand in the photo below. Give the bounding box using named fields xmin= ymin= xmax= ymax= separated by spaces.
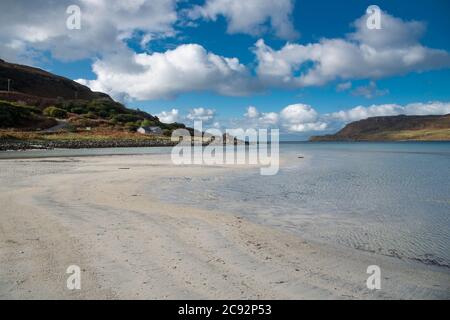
xmin=0 ymin=154 xmax=449 ymax=299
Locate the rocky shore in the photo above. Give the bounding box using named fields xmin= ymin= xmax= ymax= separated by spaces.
xmin=0 ymin=139 xmax=177 ymax=151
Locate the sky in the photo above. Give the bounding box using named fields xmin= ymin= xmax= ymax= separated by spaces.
xmin=1 ymin=0 xmax=450 ymax=140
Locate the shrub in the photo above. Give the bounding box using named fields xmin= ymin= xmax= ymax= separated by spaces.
xmin=43 ymin=106 xmax=68 ymax=118
xmin=71 ymin=106 xmax=87 ymax=114
xmin=0 ymin=101 xmax=40 ymax=127
xmin=161 ymin=122 xmax=186 ymax=130
xmin=84 ymin=112 xmax=97 ymax=119
xmin=98 ymin=110 xmax=109 ymax=118
xmin=141 ymin=119 xmax=157 ymax=127
xmin=125 ymin=122 xmax=138 ymax=132
xmin=87 ymin=98 xmax=126 ymax=116
xmin=0 ymin=107 xmax=16 ymax=127
xmin=113 ymin=114 xmax=142 ymax=123
xmin=22 ymin=105 xmax=42 ymax=115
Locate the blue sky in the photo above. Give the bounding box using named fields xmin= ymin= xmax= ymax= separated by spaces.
xmin=1 ymin=0 xmax=450 ymax=139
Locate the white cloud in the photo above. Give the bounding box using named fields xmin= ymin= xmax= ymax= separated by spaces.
xmin=158 ymin=101 xmax=449 ymax=135
xmin=243 ymin=106 xmax=279 ymax=126
xmin=157 ymin=109 xmax=179 ymax=123
xmin=187 ymin=108 xmax=216 ymax=123
xmin=0 ymin=0 xmax=178 ymax=62
xmin=188 ymin=0 xmax=298 ymax=40
xmin=155 ymin=107 xmax=218 ymax=127
xmin=79 ymin=9 xmax=449 ymax=100
xmin=78 ymin=44 xmax=256 ymax=100
xmin=336 ymin=81 xmax=352 ymax=92
xmin=403 ymin=102 xmax=450 ymax=115
xmin=259 ymin=112 xmax=279 ymax=125
xmin=329 ymin=101 xmax=450 ymax=122
xmin=348 ymin=10 xmax=426 ymax=50
xmin=329 ymin=104 xmax=402 ymax=122
xmin=237 ymin=101 xmax=450 ymax=134
xmin=350 ymin=81 xmax=389 ymax=99
xmin=254 ymin=11 xmax=450 ymax=88
xmin=239 ymin=104 xmax=327 ymax=133
xmin=280 ymin=104 xmax=318 ymax=123
xmin=245 ymin=106 xmax=260 ymax=119
xmin=5 ymin=3 xmax=449 ymax=101
xmin=156 ymin=107 xmax=220 ymax=128
xmin=286 ymin=122 xmax=328 ymax=132
xmin=279 ymin=104 xmax=327 ymax=132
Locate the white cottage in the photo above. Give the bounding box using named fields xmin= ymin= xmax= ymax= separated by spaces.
xmin=137 ymin=126 xmax=163 ymax=135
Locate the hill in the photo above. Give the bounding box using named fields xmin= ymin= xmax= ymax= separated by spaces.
xmin=0 ymin=58 xmax=109 ymax=101
xmin=0 ymin=59 xmax=188 ymax=149
xmin=310 ymin=114 xmax=450 ymax=142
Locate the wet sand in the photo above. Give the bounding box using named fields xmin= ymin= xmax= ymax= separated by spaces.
xmin=0 ymin=154 xmax=449 ymax=299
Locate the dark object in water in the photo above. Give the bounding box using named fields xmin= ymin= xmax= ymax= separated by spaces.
xmin=298 ymin=156 xmax=304 ymax=159
xmin=119 ymin=168 xmax=130 ymax=170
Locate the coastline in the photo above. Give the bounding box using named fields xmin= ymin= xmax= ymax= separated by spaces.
xmin=0 ymin=138 xmax=177 ymax=151
xmin=0 ymin=154 xmax=449 ymax=299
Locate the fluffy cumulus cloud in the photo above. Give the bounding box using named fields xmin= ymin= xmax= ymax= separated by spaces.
xmin=245 ymin=106 xmax=260 ymax=119
xmin=241 ymin=104 xmax=327 ymax=133
xmin=254 ymin=10 xmax=450 ymax=88
xmin=156 ymin=101 xmax=449 ymax=135
xmin=80 ymin=9 xmax=449 ymax=100
xmin=77 ymin=44 xmax=257 ymax=100
xmin=2 ymin=3 xmax=450 ymax=102
xmin=187 ymin=0 xmax=298 ymax=40
xmin=156 ymin=109 xmax=179 ymax=124
xmin=279 ymin=104 xmax=327 ymax=132
xmin=0 ymin=0 xmax=178 ymax=62
xmin=244 ymin=106 xmax=277 ymax=125
xmin=186 ymin=108 xmax=216 ymax=123
xmin=154 ymin=107 xmax=218 ymax=126
xmin=259 ymin=112 xmax=279 ymax=125
xmin=329 ymin=104 xmax=402 ymax=122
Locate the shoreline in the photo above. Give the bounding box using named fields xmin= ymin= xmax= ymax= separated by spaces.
xmin=0 ymin=139 xmax=177 ymax=151
xmin=0 ymin=154 xmax=449 ymax=299
xmin=0 ymin=138 xmax=244 ymax=152
xmin=2 ymin=139 xmax=450 ymax=153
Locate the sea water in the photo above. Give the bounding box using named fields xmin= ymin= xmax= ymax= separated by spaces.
xmin=160 ymin=142 xmax=450 ymax=267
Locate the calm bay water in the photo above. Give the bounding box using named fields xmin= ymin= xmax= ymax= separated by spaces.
xmin=1 ymin=142 xmax=449 ymax=267
xmin=161 ymin=142 xmax=450 ymax=267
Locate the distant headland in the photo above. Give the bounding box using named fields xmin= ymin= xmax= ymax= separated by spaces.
xmin=310 ymin=114 xmax=450 ymax=142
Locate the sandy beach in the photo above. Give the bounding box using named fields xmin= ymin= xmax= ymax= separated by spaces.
xmin=0 ymin=154 xmax=449 ymax=299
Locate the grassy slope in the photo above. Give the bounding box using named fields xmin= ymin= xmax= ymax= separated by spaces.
xmin=310 ymin=129 xmax=450 ymax=142
xmin=359 ymin=128 xmax=450 ymax=141
xmin=1 ymin=57 xmax=189 ymax=148
xmin=0 ymin=99 xmax=186 ymax=145
xmin=0 ymin=130 xmax=171 ymax=142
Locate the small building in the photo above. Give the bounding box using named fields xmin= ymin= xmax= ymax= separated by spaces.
xmin=137 ymin=126 xmax=163 ymax=135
